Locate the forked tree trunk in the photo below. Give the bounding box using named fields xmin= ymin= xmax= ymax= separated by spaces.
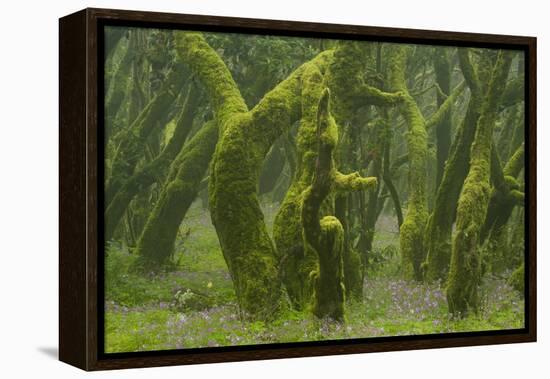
xmin=446 ymin=51 xmax=513 ymax=316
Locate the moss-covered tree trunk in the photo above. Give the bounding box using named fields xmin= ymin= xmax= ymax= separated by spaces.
xmin=302 ymin=90 xmax=345 ymax=320
xmin=302 ymin=89 xmax=376 ymax=321
xmin=423 ymin=49 xmax=485 ymax=282
xmin=273 ymin=42 xmax=396 ymax=308
xmin=272 ymin=64 xmax=328 ymax=309
xmin=387 ymin=45 xmax=429 ymax=281
xmin=134 ymin=120 xmax=218 ymax=268
xmin=323 ymin=41 xmax=400 ymax=293
xmin=382 ymin=130 xmax=404 ymax=229
xmin=446 ymin=51 xmax=513 ymax=316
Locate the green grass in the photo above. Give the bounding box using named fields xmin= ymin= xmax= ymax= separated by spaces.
xmin=104 ymin=203 xmax=524 ymax=353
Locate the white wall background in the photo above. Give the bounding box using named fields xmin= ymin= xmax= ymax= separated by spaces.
xmin=0 ymin=0 xmax=547 ymax=377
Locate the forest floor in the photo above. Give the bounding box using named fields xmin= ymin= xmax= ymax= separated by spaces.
xmin=104 ymin=201 xmax=524 ymax=353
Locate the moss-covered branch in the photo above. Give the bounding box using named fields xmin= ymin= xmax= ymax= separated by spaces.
xmin=333 ymin=171 xmax=377 ymax=192
xmin=302 ymin=89 xmax=345 ymax=321
xmin=504 ymin=142 xmax=525 ymax=177
xmin=105 ymin=31 xmax=134 ymax=131
xmin=457 ymin=48 xmax=481 ymax=97
xmin=175 ymin=32 xmax=248 ymax=121
xmin=425 ymin=81 xmax=465 ymax=131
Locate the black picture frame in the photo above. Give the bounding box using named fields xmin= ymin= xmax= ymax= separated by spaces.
xmin=59 ymin=7 xmax=537 ymax=371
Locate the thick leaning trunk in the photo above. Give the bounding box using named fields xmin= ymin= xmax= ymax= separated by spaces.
xmin=446 ymin=51 xmax=513 ymax=316
xmin=134 ymin=121 xmax=218 ymax=268
xmin=104 ymin=85 xmax=200 ymax=241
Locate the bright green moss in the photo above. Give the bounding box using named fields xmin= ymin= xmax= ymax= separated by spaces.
xmin=175 ymin=32 xmax=248 ymax=122
xmin=334 ymin=172 xmax=377 ymax=192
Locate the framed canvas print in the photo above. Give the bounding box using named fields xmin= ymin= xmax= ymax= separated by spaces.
xmin=59 ymin=8 xmax=536 ymax=371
